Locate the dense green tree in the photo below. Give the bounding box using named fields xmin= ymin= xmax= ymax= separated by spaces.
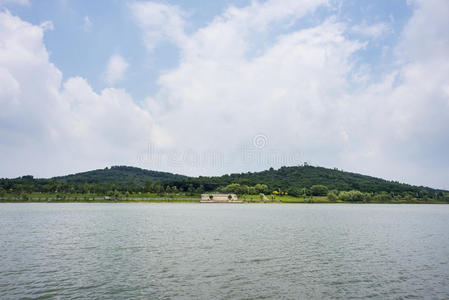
xmin=255 ymin=184 xmax=269 ymax=194
xmin=187 ymin=184 xmax=195 ymax=196
xmin=144 ymin=180 xmax=153 ymax=193
xmin=311 ymin=185 xmax=328 ymax=196
xmin=327 ymin=191 xmax=338 ymax=201
xmin=223 ymin=183 xmax=241 ymax=194
xmin=0 ymin=165 xmax=446 ymax=201
xmin=248 ymin=186 xmax=257 ymax=194
xmin=339 ymin=190 xmax=364 ymax=202
xmin=154 ymin=184 xmax=163 ymax=194
xmin=196 ymin=185 xmax=205 ymax=194
xmin=372 ymin=192 xmax=392 ymax=202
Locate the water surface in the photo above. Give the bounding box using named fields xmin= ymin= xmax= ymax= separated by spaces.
xmin=1 ymin=203 xmax=448 ymax=299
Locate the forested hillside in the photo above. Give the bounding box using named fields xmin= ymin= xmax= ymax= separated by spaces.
xmin=1 ymin=165 xmax=447 ymax=202
xmin=165 ymin=165 xmax=445 ymax=198
xmin=176 ymin=165 xmax=436 ymax=194
xmin=0 ymin=166 xmax=186 ymax=194
xmin=55 ymin=166 xmax=186 ymax=184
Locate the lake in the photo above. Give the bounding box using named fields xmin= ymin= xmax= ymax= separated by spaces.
xmin=1 ymin=203 xmax=448 ymax=299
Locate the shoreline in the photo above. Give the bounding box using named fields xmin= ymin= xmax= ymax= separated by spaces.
xmin=1 ymin=199 xmax=448 ymax=204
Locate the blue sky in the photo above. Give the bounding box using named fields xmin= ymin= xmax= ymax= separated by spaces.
xmin=1 ymin=0 xmax=448 ymax=189
xmin=7 ymin=0 xmax=254 ymax=100
xmin=6 ymin=0 xmax=413 ymax=100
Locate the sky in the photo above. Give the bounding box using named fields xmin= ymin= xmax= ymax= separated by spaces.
xmin=0 ymin=0 xmax=448 ymax=189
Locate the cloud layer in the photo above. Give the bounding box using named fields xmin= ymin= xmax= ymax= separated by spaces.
xmin=0 ymin=11 xmax=153 ymax=177
xmin=104 ymin=54 xmax=129 ymax=85
xmin=1 ymin=0 xmax=449 ymax=189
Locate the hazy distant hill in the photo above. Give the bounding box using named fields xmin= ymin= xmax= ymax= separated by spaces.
xmin=167 ymin=165 xmax=445 ymax=195
xmin=1 ymin=165 xmax=446 ymax=197
xmin=53 ymin=166 xmax=187 ymax=185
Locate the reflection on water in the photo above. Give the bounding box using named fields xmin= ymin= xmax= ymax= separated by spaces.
xmin=1 ymin=203 xmax=449 ymax=299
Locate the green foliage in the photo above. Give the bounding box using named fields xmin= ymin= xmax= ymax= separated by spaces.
xmin=372 ymin=192 xmax=392 ymax=202
xmin=327 ymin=192 xmax=338 ymax=202
xmin=254 ymin=184 xmax=269 ymax=194
xmin=310 ymin=185 xmax=328 ymax=196
xmin=0 ymin=165 xmax=446 ymax=202
xmin=444 ymin=193 xmax=449 ymax=202
xmin=177 ymin=165 xmax=440 ymax=195
xmin=286 ymin=187 xmax=301 ymax=197
xmin=339 ymin=190 xmax=364 ymax=202
xmin=222 ymin=183 xmax=249 ymax=195
xmin=187 ymin=184 xmax=195 ymax=196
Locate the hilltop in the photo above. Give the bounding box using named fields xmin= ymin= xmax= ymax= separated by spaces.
xmin=1 ymin=164 xmax=447 ymax=200
xmin=176 ymin=165 xmax=441 ymax=194
xmin=54 ymin=166 xmax=186 ymax=185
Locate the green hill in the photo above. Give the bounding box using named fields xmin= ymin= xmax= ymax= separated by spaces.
xmin=167 ymin=165 xmax=445 ymax=196
xmin=54 ymin=166 xmax=186 ymax=185
xmin=0 ymin=166 xmax=186 ymax=194
xmin=1 ymin=165 xmax=447 ymax=202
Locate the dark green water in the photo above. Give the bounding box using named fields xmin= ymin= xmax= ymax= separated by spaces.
xmin=1 ymin=203 xmax=448 ymax=299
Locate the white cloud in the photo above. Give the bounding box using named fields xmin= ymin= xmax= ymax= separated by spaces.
xmin=129 ymin=1 xmax=187 ymax=51
xmin=1 ymin=0 xmax=449 ymax=190
xmin=103 ymin=54 xmax=129 ymax=85
xmin=133 ymin=1 xmax=360 ymax=175
xmin=132 ymin=0 xmax=449 ymax=189
xmin=351 ymin=22 xmax=390 ymax=39
xmin=82 ymin=16 xmax=92 ymax=31
xmin=337 ymin=0 xmax=449 ymax=187
xmin=0 ymin=11 xmax=153 ymax=177
xmin=40 ymin=20 xmax=54 ymax=31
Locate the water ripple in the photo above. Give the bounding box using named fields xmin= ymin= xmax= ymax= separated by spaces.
xmin=0 ymin=203 xmax=449 ymax=299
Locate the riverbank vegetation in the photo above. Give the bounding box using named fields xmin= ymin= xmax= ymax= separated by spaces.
xmin=1 ymin=165 xmax=448 ymax=203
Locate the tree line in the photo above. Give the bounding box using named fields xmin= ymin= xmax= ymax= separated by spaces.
xmin=1 ymin=165 xmax=448 ymax=202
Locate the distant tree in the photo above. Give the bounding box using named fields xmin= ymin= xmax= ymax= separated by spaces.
xmin=154 ymin=184 xmax=163 ymax=194
xmin=255 ymin=184 xmax=269 ymax=194
xmin=239 ymin=179 xmax=250 ymax=186
xmin=443 ymin=193 xmax=449 ymax=202
xmin=372 ymin=192 xmax=392 ymax=202
xmin=327 ymin=192 xmax=337 ymax=202
xmin=239 ymin=185 xmax=249 ymax=195
xmin=82 ymin=182 xmax=90 ymax=194
xmin=224 ymin=183 xmax=241 ymax=194
xmin=112 ymin=190 xmax=121 ymax=200
xmin=187 ymin=184 xmax=195 ymax=196
xmin=248 ymin=186 xmax=257 ymax=194
xmin=144 ymin=180 xmax=153 ymax=193
xmin=310 ymin=185 xmax=328 ymax=196
xmin=339 ymin=190 xmax=364 ymax=202
xmin=286 ymin=187 xmax=300 ymax=197
xmin=196 ymin=185 xmax=205 ymax=194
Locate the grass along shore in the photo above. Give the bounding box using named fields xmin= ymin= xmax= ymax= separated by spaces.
xmin=0 ymin=193 xmax=447 ymax=204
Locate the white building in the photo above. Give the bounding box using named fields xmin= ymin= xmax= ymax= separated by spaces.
xmin=200 ymin=193 xmax=241 ymax=203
